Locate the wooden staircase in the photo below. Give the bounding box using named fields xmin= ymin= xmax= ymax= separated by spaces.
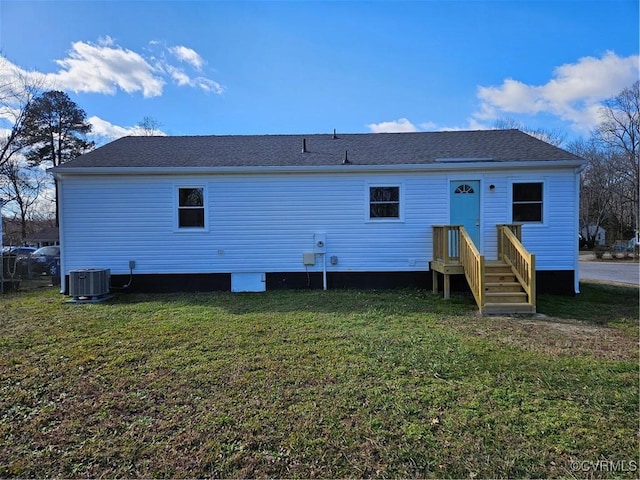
xmin=483 ymin=260 xmax=535 ymax=314
xmin=432 ymin=224 xmax=536 ymax=315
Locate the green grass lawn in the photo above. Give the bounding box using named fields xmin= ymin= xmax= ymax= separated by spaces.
xmin=1 ymin=284 xmax=638 ymax=478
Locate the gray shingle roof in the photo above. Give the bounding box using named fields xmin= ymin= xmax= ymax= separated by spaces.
xmin=56 ymin=129 xmax=584 ymax=169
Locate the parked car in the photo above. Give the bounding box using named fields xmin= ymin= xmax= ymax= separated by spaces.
xmin=2 ymin=246 xmax=37 ymax=256
xmin=29 ymin=245 xmax=60 ymax=276
xmin=612 ymin=239 xmax=638 ymax=252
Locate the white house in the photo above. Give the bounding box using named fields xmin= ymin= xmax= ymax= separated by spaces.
xmin=52 ymin=129 xmax=586 ymax=310
xmin=580 ymin=224 xmax=606 ymax=246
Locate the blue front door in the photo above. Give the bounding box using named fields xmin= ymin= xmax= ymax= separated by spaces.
xmin=450 ymin=180 xmax=481 ymax=247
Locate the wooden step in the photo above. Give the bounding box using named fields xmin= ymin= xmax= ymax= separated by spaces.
xmin=485 ymin=263 xmax=517 ymax=281
xmin=485 ymin=269 xmax=514 ymax=276
xmin=482 ymin=302 xmax=536 ymax=315
xmin=485 ymin=261 xmax=513 ymax=272
xmin=482 ymin=260 xmax=534 ymax=314
xmin=485 ymin=272 xmax=516 ymax=282
xmin=485 ymin=291 xmax=528 ymax=303
xmin=485 ymin=281 xmax=523 ymax=293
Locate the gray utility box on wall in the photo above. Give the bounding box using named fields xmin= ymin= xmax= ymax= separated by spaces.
xmin=69 ymin=268 xmax=111 ymax=298
xmin=302 ymin=253 xmax=316 ymax=265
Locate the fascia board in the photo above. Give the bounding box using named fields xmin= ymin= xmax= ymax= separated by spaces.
xmin=50 ymin=159 xmax=586 ymax=177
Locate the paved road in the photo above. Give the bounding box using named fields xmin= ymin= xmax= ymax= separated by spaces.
xmin=579 ymin=260 xmax=640 ymax=286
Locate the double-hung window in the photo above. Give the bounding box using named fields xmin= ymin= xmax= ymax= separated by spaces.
xmin=369 ymin=186 xmax=400 ymax=219
xmin=512 ymin=182 xmax=543 ymax=222
xmin=177 ymin=187 xmax=205 ymax=228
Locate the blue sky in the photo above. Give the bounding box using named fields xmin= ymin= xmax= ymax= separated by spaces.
xmin=0 ymin=0 xmax=638 ymax=144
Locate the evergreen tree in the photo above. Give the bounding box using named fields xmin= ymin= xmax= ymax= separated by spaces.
xmin=18 ymin=90 xmax=94 ymax=224
xmin=19 ymin=90 xmax=94 ymax=167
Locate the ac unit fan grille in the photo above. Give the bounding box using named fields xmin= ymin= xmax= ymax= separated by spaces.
xmin=69 ymin=269 xmax=110 ymax=298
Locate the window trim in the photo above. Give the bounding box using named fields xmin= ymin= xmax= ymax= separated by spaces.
xmin=509 ymin=180 xmax=546 ymax=225
xmin=366 ymin=183 xmax=404 ymax=222
xmin=175 ymin=184 xmax=208 ymax=231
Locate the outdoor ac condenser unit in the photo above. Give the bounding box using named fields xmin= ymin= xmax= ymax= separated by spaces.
xmin=69 ymin=268 xmax=110 ymax=298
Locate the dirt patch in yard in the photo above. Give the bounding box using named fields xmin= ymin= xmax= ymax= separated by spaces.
xmin=462 ymin=315 xmax=638 ymax=362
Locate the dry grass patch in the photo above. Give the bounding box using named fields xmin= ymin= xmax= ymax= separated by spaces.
xmin=447 ymin=315 xmax=637 ymax=362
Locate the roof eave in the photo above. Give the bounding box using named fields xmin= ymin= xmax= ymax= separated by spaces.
xmin=50 ymin=159 xmax=586 ymax=177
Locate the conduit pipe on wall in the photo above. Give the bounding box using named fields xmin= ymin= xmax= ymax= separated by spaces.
xmin=313 ymin=232 xmax=328 ymax=290
xmin=322 ymin=252 xmax=327 ymax=290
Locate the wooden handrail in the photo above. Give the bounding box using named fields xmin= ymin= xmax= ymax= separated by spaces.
xmin=497 ymin=225 xmax=536 ymax=306
xmin=433 ymin=225 xmax=484 ymax=310
xmin=459 ymin=226 xmax=485 ymax=309
xmin=497 ymin=224 xmax=522 ymax=258
xmin=433 ymin=225 xmax=461 ymax=264
xmin=501 ymin=223 xmax=522 ymax=240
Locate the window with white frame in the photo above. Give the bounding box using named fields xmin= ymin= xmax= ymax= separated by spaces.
xmin=177 ymin=187 xmax=205 ymax=228
xmin=369 ymin=186 xmax=400 ymax=219
xmin=512 ymin=182 xmax=543 ymax=222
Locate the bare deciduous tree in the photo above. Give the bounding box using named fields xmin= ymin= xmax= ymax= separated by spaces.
xmin=0 ymin=159 xmax=50 ymax=243
xmin=136 ymin=116 xmax=163 ymax=136
xmin=568 ymin=138 xmax=617 ymax=246
xmin=568 ymin=82 xmax=640 ymax=247
xmin=597 ymin=81 xmax=640 ymax=233
xmin=0 ymin=55 xmax=47 ymax=169
xmin=493 ymin=117 xmax=566 ymax=147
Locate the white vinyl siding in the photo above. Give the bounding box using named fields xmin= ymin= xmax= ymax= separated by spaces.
xmin=58 ymin=166 xmax=578 ymax=276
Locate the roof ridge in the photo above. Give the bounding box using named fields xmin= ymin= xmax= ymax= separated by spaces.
xmin=119 ymin=128 xmax=525 ymax=140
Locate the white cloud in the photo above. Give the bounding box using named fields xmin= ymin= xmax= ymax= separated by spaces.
xmin=0 ymin=55 xmax=22 ymax=85
xmin=166 ymin=65 xmax=191 ymax=86
xmin=475 ymin=51 xmax=639 ymax=132
xmin=418 ymin=121 xmax=439 ymax=131
xmin=0 ymin=56 xmax=50 ymax=127
xmin=1 ymin=38 xmax=224 ymax=99
xmin=97 ymin=35 xmax=116 ymax=47
xmin=366 ymin=118 xmax=472 ymax=133
xmin=88 ymin=115 xmax=132 ymax=141
xmin=88 ymin=115 xmax=166 ymax=144
xmin=169 ymin=45 xmax=204 ymax=70
xmin=367 ymin=118 xmax=419 ymax=133
xmin=52 ymin=40 xmax=166 ymax=97
xmin=165 ymin=64 xmax=224 ymax=94
xmin=366 ymin=118 xmax=482 ymax=133
xmin=465 ymin=118 xmax=491 ymax=131
xmin=0 ymin=105 xmax=21 ymax=127
xmin=193 ymin=77 xmax=224 ymax=94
